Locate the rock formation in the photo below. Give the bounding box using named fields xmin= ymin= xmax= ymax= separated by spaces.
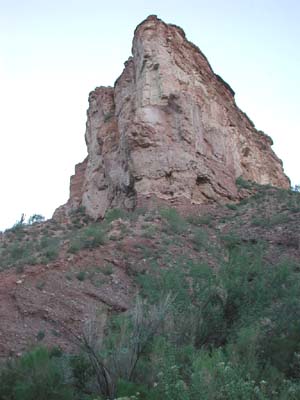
xmin=55 ymin=15 xmax=289 ymax=221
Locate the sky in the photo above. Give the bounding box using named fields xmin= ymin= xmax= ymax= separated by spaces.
xmin=0 ymin=0 xmax=299 ymax=231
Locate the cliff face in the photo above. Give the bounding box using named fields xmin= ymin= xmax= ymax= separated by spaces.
xmin=55 ymin=15 xmax=289 ymax=220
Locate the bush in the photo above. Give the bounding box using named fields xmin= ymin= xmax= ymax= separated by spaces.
xmin=28 ymin=214 xmax=45 ymax=224
xmin=69 ymin=223 xmax=106 ymax=253
xmin=117 ymin=379 xmax=149 ymax=399
xmin=236 ymin=177 xmax=253 ymax=190
xmin=226 ymin=203 xmax=238 ymax=210
xmin=190 ymin=349 xmax=265 ymax=400
xmin=159 ymin=208 xmax=187 ymax=234
xmin=0 ymin=347 xmax=73 ymax=400
xmin=69 ymin=354 xmax=94 ymax=393
xmin=105 ymin=208 xmax=127 ymax=223
xmin=258 ymin=300 xmax=300 ymax=379
xmin=39 ymin=236 xmax=60 ymax=262
xmin=252 ymin=213 xmax=290 ymax=227
xmin=186 ymin=214 xmax=213 ymax=226
xmin=1 ymin=241 xmax=37 ymax=269
xmin=76 ymin=271 xmax=86 ymax=281
xmin=153 ymin=340 xmax=190 ymax=400
xmin=191 ymin=227 xmax=208 ymax=251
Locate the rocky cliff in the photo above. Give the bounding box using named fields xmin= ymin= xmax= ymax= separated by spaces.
xmin=55 ymin=15 xmax=289 ymax=221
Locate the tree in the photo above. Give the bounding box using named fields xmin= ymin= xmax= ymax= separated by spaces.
xmin=28 ymin=214 xmax=45 ymax=224
xmin=68 ymin=295 xmax=172 ymax=399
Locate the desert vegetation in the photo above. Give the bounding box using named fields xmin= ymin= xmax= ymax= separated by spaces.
xmin=1 ymin=184 xmax=300 ymax=399
xmin=1 ymin=243 xmax=300 ymax=399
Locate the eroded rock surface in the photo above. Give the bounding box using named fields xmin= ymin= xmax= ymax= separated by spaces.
xmin=55 ymin=15 xmax=289 ymax=220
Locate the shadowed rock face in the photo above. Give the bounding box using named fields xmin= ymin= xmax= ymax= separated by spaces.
xmin=54 ymin=15 xmax=289 ymax=220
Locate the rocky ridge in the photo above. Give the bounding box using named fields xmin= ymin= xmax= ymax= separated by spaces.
xmin=55 ymin=15 xmax=289 ymax=221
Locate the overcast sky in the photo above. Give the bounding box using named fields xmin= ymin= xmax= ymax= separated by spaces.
xmin=0 ymin=0 xmax=299 ymax=231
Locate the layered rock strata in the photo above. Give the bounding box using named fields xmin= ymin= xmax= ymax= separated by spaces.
xmin=55 ymin=15 xmax=289 ymax=220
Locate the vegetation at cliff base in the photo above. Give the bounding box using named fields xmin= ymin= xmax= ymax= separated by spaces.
xmin=2 ymin=242 xmax=300 ymax=399
xmin=1 ymin=185 xmax=300 ymax=399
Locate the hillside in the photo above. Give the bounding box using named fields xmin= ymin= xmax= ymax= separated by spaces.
xmin=1 ymin=182 xmax=300 ymax=398
xmin=0 ymin=15 xmax=298 ymax=400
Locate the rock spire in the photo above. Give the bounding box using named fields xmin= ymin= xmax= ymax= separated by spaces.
xmin=55 ymin=15 xmax=289 ymax=220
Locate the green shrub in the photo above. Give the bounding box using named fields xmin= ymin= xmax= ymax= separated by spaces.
xmin=236 ymin=177 xmax=253 ymax=190
xmin=36 ymin=281 xmax=46 ymax=290
xmin=102 ymin=264 xmax=113 ymax=275
xmin=0 ymin=347 xmax=73 ymax=400
xmin=160 ymin=208 xmax=187 ymax=234
xmin=69 ymin=223 xmax=106 ymax=253
xmin=117 ymin=379 xmax=149 ymax=399
xmin=39 ymin=236 xmax=60 ymax=262
xmin=221 ymin=233 xmax=242 ymax=251
xmin=190 ymin=349 xmax=265 ymax=400
xmin=36 ymin=330 xmax=45 ymax=341
xmin=186 ymin=214 xmax=213 ymax=226
xmin=28 ymin=214 xmax=45 ymax=224
xmin=1 ymin=241 xmax=37 ymax=269
xmin=226 ymin=203 xmax=238 ymax=210
xmin=76 ymin=271 xmax=86 ymax=281
xmin=81 ymin=224 xmax=106 ymax=248
xmin=68 ymin=240 xmax=81 ymax=254
xmin=258 ymin=299 xmax=300 ymax=379
xmin=105 ymin=208 xmax=127 ymax=223
xmin=141 ymin=225 xmax=157 ymax=239
xmin=70 ymin=354 xmax=94 ymax=393
xmin=252 ymin=214 xmax=290 ymax=227
xmin=191 ymin=227 xmax=208 ymax=251
xmin=153 ymin=342 xmax=190 ymax=400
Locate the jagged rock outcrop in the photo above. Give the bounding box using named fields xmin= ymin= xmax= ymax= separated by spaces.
xmin=54 ymin=15 xmax=289 ymax=220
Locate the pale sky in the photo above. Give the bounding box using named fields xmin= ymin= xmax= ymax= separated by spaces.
xmin=0 ymin=0 xmax=299 ymax=231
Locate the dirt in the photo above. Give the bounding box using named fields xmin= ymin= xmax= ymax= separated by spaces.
xmin=0 ymin=186 xmax=299 ymax=358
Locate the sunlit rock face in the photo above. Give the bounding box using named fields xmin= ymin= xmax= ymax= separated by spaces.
xmin=54 ymin=15 xmax=289 ymax=220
